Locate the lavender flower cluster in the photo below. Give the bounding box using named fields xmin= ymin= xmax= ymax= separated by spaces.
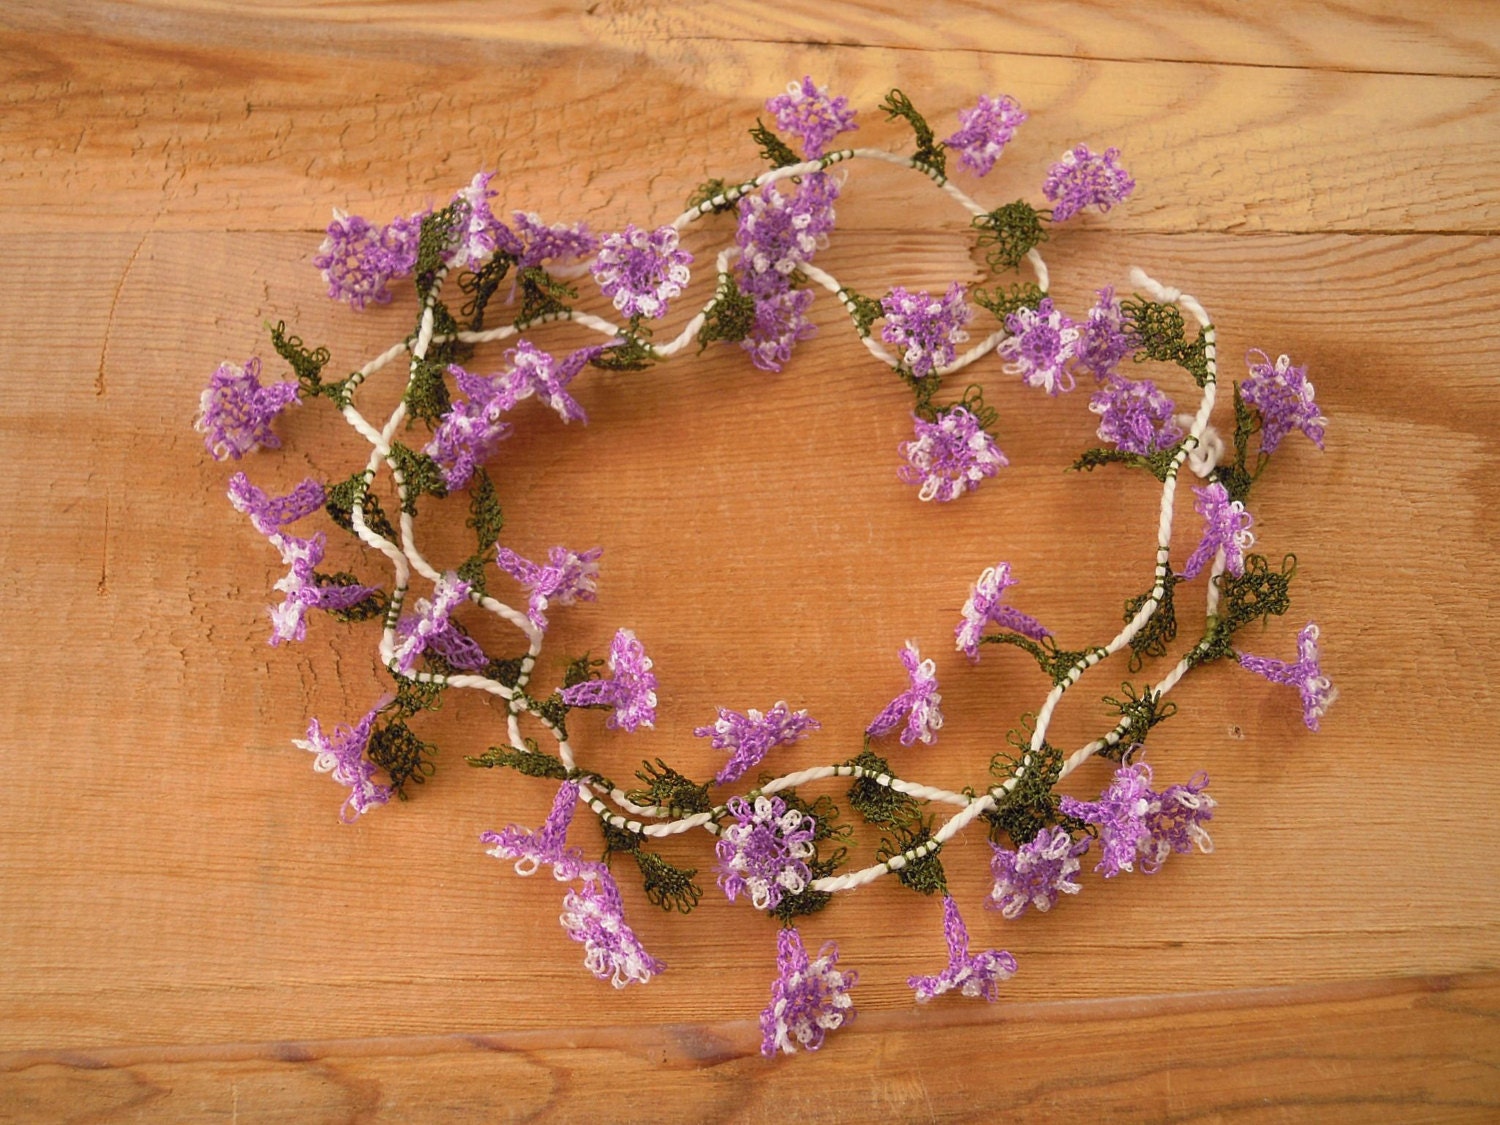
xmin=197 ymin=78 xmax=1336 ymax=1060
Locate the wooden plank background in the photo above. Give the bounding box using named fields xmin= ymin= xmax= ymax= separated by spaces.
xmin=2 ymin=1 xmax=1497 ymax=1119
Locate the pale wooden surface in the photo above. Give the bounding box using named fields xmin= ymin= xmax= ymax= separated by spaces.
xmin=1 ymin=1 xmax=1498 ymax=1120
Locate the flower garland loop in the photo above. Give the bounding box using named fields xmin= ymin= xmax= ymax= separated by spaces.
xmin=199 ymin=79 xmax=1335 ymax=1057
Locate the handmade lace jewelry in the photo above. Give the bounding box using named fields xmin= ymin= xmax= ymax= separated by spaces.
xmin=199 ymin=79 xmax=1335 ymax=1058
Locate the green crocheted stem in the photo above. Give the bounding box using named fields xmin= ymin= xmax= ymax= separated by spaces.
xmin=696 ymin=272 xmax=758 ymax=350
xmin=1124 ymin=568 xmax=1181 ymax=671
xmin=1098 ymin=682 xmax=1178 ymax=760
xmin=368 ymin=718 xmax=438 ymax=796
xmin=457 ymin=251 xmax=515 ymax=332
xmin=876 ymin=822 xmax=948 ymax=896
xmin=269 ymin=320 xmax=348 ymax=405
xmin=1070 ymin=441 xmax=1185 ymax=482
xmin=973 ymin=280 xmax=1047 ymax=321
xmin=628 ymin=759 xmax=713 ymax=815
xmin=846 ymin=749 xmax=922 ymax=829
xmin=1192 ymin=552 xmax=1298 ymax=666
xmin=325 ymin=472 xmax=396 ymax=542
xmin=467 ymin=742 xmax=570 ymax=779
xmin=985 ymin=741 xmax=1067 ymax=846
xmin=403 ymin=358 xmax=452 ymax=426
xmin=1121 ymin=296 xmax=1212 ymax=386
xmin=835 ymin=284 xmax=886 ymax=339
xmin=881 ymin=88 xmax=947 ymax=179
xmin=516 ymin=267 xmax=576 ymax=324
xmin=972 ymin=201 xmax=1048 ymax=274
xmin=749 ymin=119 xmax=801 ymax=169
xmin=685 ymin=177 xmax=740 ymax=215
xmin=387 ymin=442 xmax=448 ymax=516
xmin=981 ymin=632 xmax=1109 ymax=687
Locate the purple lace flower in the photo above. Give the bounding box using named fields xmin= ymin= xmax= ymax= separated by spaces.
xmin=898 ymin=406 xmax=1008 ymax=503
xmin=227 ymin=475 xmax=378 ymax=643
xmin=744 ymin=286 xmax=817 ymax=373
xmin=424 ymin=363 xmax=520 ymax=490
xmin=1076 ymin=286 xmax=1134 ymax=381
xmin=1000 ymin=298 xmax=1080 ymax=395
xmin=1042 ymin=144 xmax=1135 ymax=223
xmin=481 ymin=780 xmax=591 ymax=881
xmin=695 ymin=702 xmax=821 ymax=786
xmin=591 ymin=224 xmax=692 ymax=320
xmin=447 ymin=171 xmax=506 ymax=271
xmin=732 ymin=173 xmax=837 ymax=371
xmin=765 ymin=76 xmax=857 ymax=159
xmin=880 ymin=283 xmax=972 ymax=379
xmin=501 ymin=211 xmax=599 ymax=270
xmin=558 ymin=628 xmax=658 ymax=731
xmin=1239 ymin=622 xmax=1338 ymax=731
xmin=760 ymin=927 xmax=857 ymax=1056
xmin=1140 ymin=772 xmax=1215 ymax=873
xmin=505 ymin=340 xmax=602 ymax=425
xmin=266 ymin=532 xmax=329 ymax=639
xmin=1059 ymin=762 xmax=1157 ymax=878
xmin=560 ymin=865 xmax=666 ymax=988
xmin=294 ymin=701 xmax=392 ymax=821
xmin=392 ymin=573 xmax=488 ymax=674
xmin=956 ymin=561 xmax=1051 ymax=661
xmin=379 ymin=208 xmax=427 ymax=278
xmin=313 ymin=209 xmax=396 ymax=309
xmin=1242 ymin=350 xmax=1327 ymax=454
xmin=494 ymin=544 xmax=602 ymax=631
xmin=716 ymin=795 xmax=817 ymax=911
xmin=989 ymin=825 xmax=1088 ymax=919
xmin=909 ymin=896 xmax=1018 ymax=1002
xmin=735 ymin=175 xmax=839 ymax=296
xmin=482 ymin=783 xmax=663 ymax=987
xmin=867 ymin=641 xmax=944 ymax=747
xmin=227 ymin=473 xmax=325 ymax=538
xmin=1090 ymin=374 xmax=1183 ymax=455
xmin=197 ymin=358 xmax=301 ymax=462
xmin=944 ymin=94 xmax=1027 ymax=176
xmin=268 ymin=532 xmax=380 ymax=646
xmin=1181 ymin=482 xmax=1254 ymax=579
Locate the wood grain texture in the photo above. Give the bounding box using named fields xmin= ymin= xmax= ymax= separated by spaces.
xmin=1 ymin=975 xmax=1496 ymax=1123
xmin=1 ymin=1 xmax=1497 ymax=1119
xmin=4 ymin=3 xmax=1499 ymax=234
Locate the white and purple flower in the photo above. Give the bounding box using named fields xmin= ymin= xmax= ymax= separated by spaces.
xmin=759 ymin=927 xmax=857 ymax=1056
xmin=560 ymin=865 xmax=666 ymax=988
xmin=867 ymin=641 xmax=944 ymax=747
xmin=294 ymin=700 xmax=392 ymax=821
xmin=1238 ymin=622 xmax=1337 ymax=731
xmin=391 ymin=572 xmax=488 ymax=674
xmin=909 ymin=896 xmax=1017 ymax=1002
xmin=955 ymin=561 xmax=1051 ymax=661
xmin=558 ymin=628 xmax=658 ymax=731
xmin=898 ymin=406 xmax=1007 ymax=503
xmin=695 ymin=702 xmax=820 ymax=786
xmin=944 ymin=94 xmax=1027 ymax=177
xmin=880 ymin=283 xmax=972 ymax=379
xmin=1043 ymin=144 xmax=1135 ymax=222
xmin=197 ymin=357 xmax=300 ymax=462
xmin=989 ymin=825 xmax=1088 ymax=918
xmin=999 ymin=298 xmax=1080 ymax=395
xmin=592 ymin=224 xmax=692 ymax=320
xmin=716 ymin=795 xmax=817 ymax=911
xmin=765 ymin=76 xmax=858 ymax=159
xmin=1181 ymin=481 xmax=1254 ymax=579
xmin=495 ymin=544 xmax=602 ymax=632
xmin=1060 ymin=762 xmax=1215 ymax=878
xmin=1242 ymin=350 xmax=1327 ymax=454
xmin=1090 ymin=374 xmax=1182 ymax=456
